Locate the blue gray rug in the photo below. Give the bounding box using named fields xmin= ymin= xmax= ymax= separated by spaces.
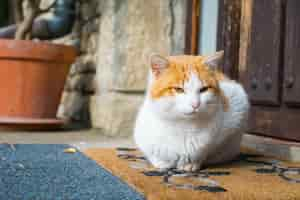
xmin=0 ymin=144 xmax=144 ymax=200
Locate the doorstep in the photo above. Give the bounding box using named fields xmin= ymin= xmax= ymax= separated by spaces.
xmin=241 ymin=133 xmax=300 ymax=162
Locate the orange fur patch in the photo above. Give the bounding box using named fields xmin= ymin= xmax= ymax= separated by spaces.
xmin=150 ymin=55 xmax=229 ymax=110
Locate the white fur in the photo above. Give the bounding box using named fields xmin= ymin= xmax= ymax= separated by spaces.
xmin=134 ymin=70 xmax=249 ymax=171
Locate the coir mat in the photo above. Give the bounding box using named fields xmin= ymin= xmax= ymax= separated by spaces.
xmin=84 ymin=147 xmax=300 ymax=200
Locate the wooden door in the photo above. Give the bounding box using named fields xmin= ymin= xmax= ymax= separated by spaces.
xmin=186 ymin=0 xmax=300 ymax=141
xmin=240 ymin=0 xmax=300 ymax=142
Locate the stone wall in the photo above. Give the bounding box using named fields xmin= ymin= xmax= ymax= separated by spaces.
xmin=37 ymin=0 xmax=187 ymax=134
xmin=90 ymin=0 xmax=187 ymax=136
xmin=56 ymin=0 xmax=100 ymax=126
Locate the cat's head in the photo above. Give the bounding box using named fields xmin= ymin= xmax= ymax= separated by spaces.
xmin=147 ymin=51 xmax=228 ymax=120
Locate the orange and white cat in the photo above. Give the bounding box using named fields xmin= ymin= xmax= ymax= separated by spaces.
xmin=134 ymin=51 xmax=249 ymax=172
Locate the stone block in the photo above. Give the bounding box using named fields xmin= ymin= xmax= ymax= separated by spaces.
xmin=69 ymin=55 xmax=96 ymax=76
xmin=80 ymin=0 xmax=99 ymax=20
xmin=54 ymin=0 xmax=187 ymax=127
xmin=95 ymin=0 xmax=187 ymax=92
xmin=81 ymin=25 xmax=99 ymax=53
xmin=65 ymin=73 xmax=95 ymax=94
xmin=90 ymin=92 xmax=144 ymax=137
xmin=57 ymin=91 xmax=90 ymax=122
xmin=86 ymin=33 xmax=98 ymax=54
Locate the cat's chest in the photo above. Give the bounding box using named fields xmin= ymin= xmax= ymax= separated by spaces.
xmin=162 ymin=124 xmax=211 ymax=136
xmin=138 ymin=106 xmax=220 ymax=142
xmin=151 ymin=116 xmax=218 ymax=138
xmin=152 ymin=122 xmax=214 ymax=154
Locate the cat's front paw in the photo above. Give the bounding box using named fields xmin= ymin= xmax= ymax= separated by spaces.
xmin=150 ymin=158 xmax=174 ymax=170
xmin=178 ymin=163 xmax=200 ymax=172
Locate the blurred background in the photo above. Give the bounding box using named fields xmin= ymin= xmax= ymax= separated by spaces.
xmin=0 ymin=0 xmax=299 ymax=160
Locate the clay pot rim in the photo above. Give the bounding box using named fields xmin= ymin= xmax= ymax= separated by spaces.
xmin=0 ymin=116 xmax=66 ymax=130
xmin=0 ymin=116 xmax=66 ymax=124
xmin=0 ymin=39 xmax=78 ymax=64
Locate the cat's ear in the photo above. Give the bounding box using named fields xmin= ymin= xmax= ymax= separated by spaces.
xmin=150 ymin=54 xmax=169 ymax=77
xmin=203 ymin=50 xmax=224 ymax=70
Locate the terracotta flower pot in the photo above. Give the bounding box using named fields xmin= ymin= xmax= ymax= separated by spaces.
xmin=0 ymin=39 xmax=77 ymax=127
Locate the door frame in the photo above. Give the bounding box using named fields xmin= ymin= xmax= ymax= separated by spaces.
xmin=185 ymin=0 xmax=200 ymax=55
xmin=185 ymin=0 xmax=241 ymax=79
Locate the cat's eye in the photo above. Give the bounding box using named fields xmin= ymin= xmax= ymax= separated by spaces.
xmin=173 ymin=87 xmax=185 ymax=93
xmin=199 ymin=86 xmax=210 ymax=93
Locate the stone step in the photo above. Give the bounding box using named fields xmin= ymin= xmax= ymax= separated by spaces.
xmin=241 ymin=133 xmax=300 ymax=162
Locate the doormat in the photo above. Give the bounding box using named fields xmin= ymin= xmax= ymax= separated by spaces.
xmin=0 ymin=144 xmax=144 ymax=200
xmin=84 ymin=148 xmax=300 ymax=200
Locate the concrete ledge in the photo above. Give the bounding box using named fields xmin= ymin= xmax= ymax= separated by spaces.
xmin=90 ymin=93 xmax=144 ymax=137
xmin=241 ymin=133 xmax=300 ymax=162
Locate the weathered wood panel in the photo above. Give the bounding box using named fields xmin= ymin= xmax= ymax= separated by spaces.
xmin=217 ymin=0 xmax=241 ymax=79
xmin=244 ymin=0 xmax=282 ymax=105
xmin=249 ymin=106 xmax=300 ymax=142
xmin=239 ymin=0 xmax=253 ymax=82
xmin=185 ymin=0 xmax=200 ymax=55
xmin=283 ymin=0 xmax=300 ymax=106
xmin=239 ymin=0 xmax=300 ymax=141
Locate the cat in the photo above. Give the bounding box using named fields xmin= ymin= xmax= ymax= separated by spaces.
xmin=134 ymin=51 xmax=249 ymax=172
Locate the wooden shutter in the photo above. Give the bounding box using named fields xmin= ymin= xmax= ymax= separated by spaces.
xmin=283 ymin=0 xmax=300 ymax=106
xmin=239 ymin=0 xmax=300 ymax=141
xmin=243 ymin=0 xmax=282 ymax=105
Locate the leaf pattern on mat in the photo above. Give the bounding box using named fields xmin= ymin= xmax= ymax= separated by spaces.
xmin=116 ymin=148 xmax=228 ymax=192
xmin=116 ymin=148 xmax=300 ymax=192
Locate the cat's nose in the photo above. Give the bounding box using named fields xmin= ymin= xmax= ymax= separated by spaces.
xmin=191 ymin=101 xmax=200 ymax=109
